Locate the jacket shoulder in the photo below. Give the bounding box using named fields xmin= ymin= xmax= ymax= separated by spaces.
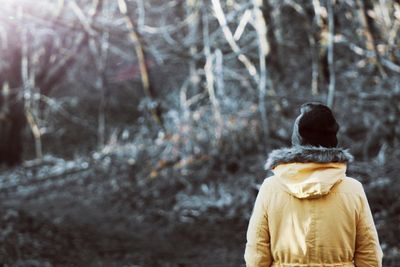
xmin=335 ymin=176 xmax=365 ymax=195
xmin=257 ymin=176 xmax=287 ymax=199
xmin=259 ymin=175 xmax=279 ymax=191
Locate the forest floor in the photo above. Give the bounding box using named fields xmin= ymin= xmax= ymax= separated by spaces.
xmin=0 ymin=154 xmax=249 ymax=267
xmin=1 ymin=148 xmax=399 ymax=266
xmin=0 ymin=201 xmax=246 ymax=267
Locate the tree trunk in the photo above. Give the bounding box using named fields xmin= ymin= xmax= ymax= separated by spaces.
xmin=0 ymin=30 xmax=25 ymax=166
xmin=260 ymin=0 xmax=282 ymax=80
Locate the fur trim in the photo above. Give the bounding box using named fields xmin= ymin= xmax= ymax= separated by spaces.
xmin=265 ymin=146 xmax=354 ymax=170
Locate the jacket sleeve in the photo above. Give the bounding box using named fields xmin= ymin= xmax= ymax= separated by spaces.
xmin=244 ymin=181 xmax=272 ymax=267
xmin=354 ymin=186 xmax=383 ymax=267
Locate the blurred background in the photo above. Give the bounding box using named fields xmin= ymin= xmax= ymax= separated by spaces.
xmin=0 ymin=0 xmax=399 ymax=266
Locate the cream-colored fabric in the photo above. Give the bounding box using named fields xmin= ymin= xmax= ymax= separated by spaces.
xmin=244 ymin=162 xmax=383 ymax=267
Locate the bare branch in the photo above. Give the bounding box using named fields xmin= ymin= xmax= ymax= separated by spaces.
xmin=69 ymin=0 xmax=97 ymax=36
xmin=211 ymin=0 xmax=259 ymax=82
xmin=311 ymin=0 xmax=322 ymax=95
xmin=118 ymin=0 xmax=163 ymax=127
xmin=25 ymin=109 xmax=43 ymax=160
xmin=355 ymin=0 xmax=387 ymax=77
xmin=336 ymin=35 xmax=400 ymax=73
xmin=234 ymin=9 xmax=252 ymax=41
xmin=326 ymin=0 xmax=336 ymax=108
xmin=202 ymin=5 xmax=223 ymax=141
xmin=253 ymin=0 xmax=275 ymax=149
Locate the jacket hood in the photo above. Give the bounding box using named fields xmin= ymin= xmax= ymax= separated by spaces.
xmin=265 ymin=146 xmax=354 ymax=199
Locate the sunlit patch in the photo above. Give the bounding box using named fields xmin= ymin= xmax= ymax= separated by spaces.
xmin=0 ymin=0 xmax=26 ymax=20
xmin=0 ymin=0 xmax=55 ymax=32
xmin=0 ymin=0 xmax=51 ymax=15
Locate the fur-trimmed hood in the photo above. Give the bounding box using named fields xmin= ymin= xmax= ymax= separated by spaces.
xmin=265 ymin=146 xmax=353 ymax=170
xmin=264 ymin=146 xmax=354 ymax=199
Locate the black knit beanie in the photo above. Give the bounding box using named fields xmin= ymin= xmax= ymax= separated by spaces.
xmin=292 ymin=102 xmax=339 ymax=148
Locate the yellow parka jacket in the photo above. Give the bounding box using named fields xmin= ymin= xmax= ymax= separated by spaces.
xmin=244 ymin=146 xmax=383 ymax=267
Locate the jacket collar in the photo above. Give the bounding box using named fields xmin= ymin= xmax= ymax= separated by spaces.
xmin=265 ymin=146 xmax=354 ymax=170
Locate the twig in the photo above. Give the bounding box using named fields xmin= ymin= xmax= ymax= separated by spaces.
xmin=211 ymin=0 xmax=259 ymax=82
xmin=21 ymin=23 xmax=43 ymax=160
xmin=89 ymin=0 xmax=103 ymax=18
xmin=253 ymin=0 xmax=272 ymax=149
xmin=54 ymin=0 xmax=66 ymax=19
xmin=202 ymin=5 xmax=223 ymax=141
xmin=336 ymin=35 xmax=400 ymax=73
xmin=214 ymin=49 xmax=225 ymax=97
xmin=26 ymin=110 xmax=43 ymax=160
xmin=184 ymin=0 xmax=202 ymax=112
xmin=69 ymin=0 xmax=97 ymax=36
xmin=39 ymin=94 xmax=97 ymax=132
xmin=136 ymin=0 xmax=145 ymax=33
xmin=0 ymin=166 xmax=91 ymax=198
xmin=311 ymin=0 xmax=322 ymax=95
xmin=88 ymin=32 xmax=110 ymax=148
xmin=234 ymin=9 xmax=252 ymax=41
xmin=355 ymin=0 xmax=387 ymax=77
xmin=118 ymin=0 xmax=163 ymax=127
xmin=312 ymin=0 xmax=322 ymax=26
xmin=326 ymin=0 xmax=336 ymax=108
xmin=41 ymin=32 xmax=87 ymax=93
